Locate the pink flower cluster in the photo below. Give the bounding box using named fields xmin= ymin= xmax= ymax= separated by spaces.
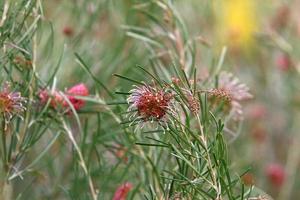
xmin=112 ymin=182 xmax=133 ymax=200
xmin=210 ymin=72 xmax=253 ymax=120
xmin=39 ymin=83 xmax=89 ymax=112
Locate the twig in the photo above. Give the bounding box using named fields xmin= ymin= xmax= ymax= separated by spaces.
xmin=0 ymin=0 xmax=9 ymax=27
xmin=196 ymin=114 xmax=222 ymax=199
xmin=62 ymin=118 xmax=98 ymax=200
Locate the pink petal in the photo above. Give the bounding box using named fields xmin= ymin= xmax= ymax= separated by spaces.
xmin=65 ymin=83 xmax=89 ymax=110
xmin=67 ymin=83 xmax=89 ymax=96
xmin=112 ymin=182 xmax=133 ymax=200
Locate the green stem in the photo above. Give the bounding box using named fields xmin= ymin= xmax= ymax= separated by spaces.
xmin=1 ymin=120 xmax=7 ymax=172
xmin=196 ymin=114 xmax=222 ymax=199
xmin=0 ymin=181 xmax=12 ymax=200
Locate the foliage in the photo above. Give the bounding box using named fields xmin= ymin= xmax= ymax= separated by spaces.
xmin=0 ymin=0 xmax=299 ymax=200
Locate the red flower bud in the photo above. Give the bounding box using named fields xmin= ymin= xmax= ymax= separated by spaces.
xmin=266 ymin=163 xmax=285 ymax=187
xmin=65 ymin=83 xmax=89 ymax=111
xmin=276 ymin=54 xmax=292 ymax=72
xmin=63 ymin=26 xmax=74 ymax=37
xmin=242 ymin=172 xmax=254 ymax=186
xmin=39 ymin=89 xmax=64 ymax=109
xmin=112 ymin=182 xmax=133 ymax=200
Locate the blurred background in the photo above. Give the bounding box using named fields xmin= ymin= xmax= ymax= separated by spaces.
xmin=6 ymin=0 xmax=300 ymax=199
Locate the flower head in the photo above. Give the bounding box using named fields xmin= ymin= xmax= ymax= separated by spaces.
xmin=251 ymin=126 xmax=267 ymax=143
xmin=210 ymin=72 xmax=252 ymax=120
xmin=271 ymin=5 xmax=290 ymax=30
xmin=39 ymin=83 xmax=89 ymax=112
xmin=127 ymin=85 xmax=174 ymax=123
xmin=114 ymin=145 xmax=128 ymax=163
xmin=276 ymin=53 xmax=293 ymax=72
xmin=112 ymin=182 xmax=133 ymax=200
xmin=0 ymin=83 xmax=26 ymax=127
xmin=39 ymin=89 xmax=64 ymax=109
xmin=266 ymin=163 xmax=285 ymax=187
xmin=63 ymin=26 xmax=74 ymax=37
xmin=247 ymin=103 xmax=267 ymax=119
xmin=241 ymin=172 xmax=254 ymax=186
xmin=186 ymin=91 xmax=200 ymax=114
xmin=64 ymin=83 xmax=89 ymax=110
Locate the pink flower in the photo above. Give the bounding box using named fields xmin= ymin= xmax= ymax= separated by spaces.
xmin=112 ymin=182 xmax=133 ymax=200
xmin=210 ymin=72 xmax=253 ymax=120
xmin=63 ymin=26 xmax=74 ymax=37
xmin=276 ymin=53 xmax=292 ymax=72
xmin=251 ymin=126 xmax=267 ymax=143
xmin=186 ymin=91 xmax=200 ymax=114
xmin=247 ymin=103 xmax=267 ymax=119
xmin=0 ymin=83 xmax=26 ymax=127
xmin=65 ymin=83 xmax=89 ymax=110
xmin=171 ymin=77 xmax=181 ymax=85
xmin=266 ymin=163 xmax=285 ymax=187
xmin=39 ymin=83 xmax=89 ymax=112
xmin=114 ymin=145 xmax=128 ymax=163
xmin=127 ymin=85 xmax=174 ymax=122
xmin=39 ymin=89 xmax=64 ymax=109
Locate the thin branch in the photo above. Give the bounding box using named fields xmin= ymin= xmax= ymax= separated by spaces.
xmin=61 ymin=118 xmax=98 ymax=200
xmin=0 ymin=0 xmax=9 ymax=27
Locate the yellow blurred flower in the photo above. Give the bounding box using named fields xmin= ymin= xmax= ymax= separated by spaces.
xmin=215 ymin=0 xmax=258 ymax=51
